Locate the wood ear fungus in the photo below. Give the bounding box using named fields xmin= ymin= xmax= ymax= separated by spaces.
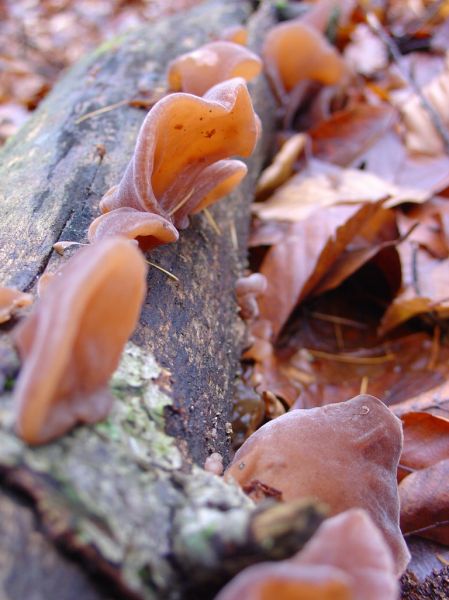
xmin=225 ymin=395 xmax=410 ymax=575
xmin=167 ymin=41 xmax=262 ymax=96
xmin=262 ymin=21 xmax=346 ymax=104
xmin=13 ymin=237 xmax=147 ymax=445
xmin=98 ymin=78 xmax=260 ymax=230
xmin=215 ymin=509 xmax=398 ymax=600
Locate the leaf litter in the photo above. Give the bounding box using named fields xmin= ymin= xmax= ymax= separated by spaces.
xmin=232 ymin=0 xmax=449 ymax=570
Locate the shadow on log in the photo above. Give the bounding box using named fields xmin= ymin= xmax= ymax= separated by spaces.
xmin=0 ymin=1 xmax=325 ymax=599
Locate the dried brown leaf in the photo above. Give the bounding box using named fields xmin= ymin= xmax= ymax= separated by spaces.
xmin=258 ymin=201 xmax=386 ymax=338
xmin=400 ymin=458 xmax=449 ymax=544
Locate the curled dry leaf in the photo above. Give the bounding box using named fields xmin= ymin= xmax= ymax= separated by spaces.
xmin=167 ymin=41 xmax=261 ymax=96
xmin=400 ymin=412 xmax=449 ymax=477
xmin=255 ymin=133 xmax=307 ymax=200
xmin=400 ymin=458 xmax=449 ymax=544
xmin=391 ymin=379 xmax=449 ymax=419
xmin=225 ymin=395 xmax=410 ymax=575
xmin=0 ymin=287 xmax=33 ymax=324
xmin=252 ymin=159 xmax=429 ymax=225
xmin=380 ymin=242 xmax=449 ymax=335
xmin=309 ymin=103 xmax=396 ymax=167
xmin=391 ymin=55 xmax=449 ymax=156
xmin=97 ymin=78 xmax=260 ymax=231
xmin=258 ymin=201 xmax=385 ymax=339
xmin=13 ymin=237 xmax=147 ymax=445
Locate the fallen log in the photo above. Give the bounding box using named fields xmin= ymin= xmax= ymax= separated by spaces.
xmin=0 ymin=1 xmax=325 ymax=599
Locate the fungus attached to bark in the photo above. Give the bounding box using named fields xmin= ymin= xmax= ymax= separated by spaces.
xmin=13 ymin=237 xmax=147 ymax=445
xmin=87 ymin=207 xmax=179 ymax=251
xmin=167 ymin=41 xmax=262 ymax=96
xmin=221 ymin=25 xmax=248 ymax=46
xmin=215 ymin=509 xmax=397 ymax=600
xmin=235 ymin=273 xmax=267 ymax=320
xmin=225 ymin=394 xmax=410 ymax=575
xmin=296 ymin=509 xmax=398 ymax=600
xmin=262 ymin=21 xmax=346 ymax=104
xmin=99 ymin=78 xmax=260 ymax=230
xmin=0 ymin=286 xmax=33 ymax=324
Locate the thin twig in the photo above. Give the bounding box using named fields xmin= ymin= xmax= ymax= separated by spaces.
xmin=360 ymin=376 xmax=369 ymax=395
xmin=404 ymin=519 xmax=449 ymax=537
xmin=309 ymin=311 xmax=368 ymax=330
xmin=203 ymin=207 xmax=222 ymax=235
xmin=305 ymin=349 xmax=395 ymax=365
xmin=229 ymin=221 xmax=238 ymax=250
xmin=146 ymin=260 xmax=179 ymax=282
xmin=366 ymin=11 xmax=449 ymax=154
xmin=427 ymin=325 xmax=441 ymax=370
xmin=436 ymin=553 xmax=449 ymax=567
xmin=168 ymin=188 xmax=195 ymax=216
xmin=75 ymin=99 xmax=130 ymax=124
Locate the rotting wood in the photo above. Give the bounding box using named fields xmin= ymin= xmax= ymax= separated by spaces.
xmin=0 ymin=1 xmax=327 ymax=599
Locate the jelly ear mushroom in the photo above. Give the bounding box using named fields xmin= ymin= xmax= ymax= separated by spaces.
xmin=88 ymin=207 xmax=179 ymax=251
xmin=0 ymin=286 xmax=33 ymax=324
xmin=295 ymin=509 xmax=398 ymax=600
xmin=13 ymin=237 xmax=147 ymax=445
xmin=215 ymin=509 xmax=398 ymax=600
xmin=167 ymin=41 xmax=261 ymax=96
xmin=225 ymin=395 xmax=410 ymax=575
xmin=215 ymin=562 xmax=352 ymax=600
xmin=262 ymin=21 xmax=346 ymax=104
xmin=99 ymin=78 xmax=260 ymax=230
xmin=221 ymin=25 xmax=248 ymax=46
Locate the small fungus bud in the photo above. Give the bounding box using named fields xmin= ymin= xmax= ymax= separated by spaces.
xmin=0 ymin=286 xmax=33 ymax=324
xmin=236 ymin=273 xmax=267 ymax=320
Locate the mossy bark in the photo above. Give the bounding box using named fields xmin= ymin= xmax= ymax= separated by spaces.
xmin=0 ymin=1 xmax=325 ymax=599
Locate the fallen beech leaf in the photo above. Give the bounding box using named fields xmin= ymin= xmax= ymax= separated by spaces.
xmin=255 ymin=133 xmax=307 ymax=199
xmin=258 ymin=201 xmax=384 ymax=338
xmin=343 ymin=24 xmax=388 ymax=77
xmin=392 ymin=379 xmax=449 ymax=419
xmin=399 ymin=412 xmax=449 ymax=480
xmin=252 ymin=159 xmax=429 ymax=224
xmin=400 ymin=458 xmax=449 ymax=544
xmin=310 ymin=104 xmax=396 ymax=166
xmin=392 ymin=55 xmax=449 ymax=156
xmin=225 ymin=394 xmax=410 ymax=574
xmin=380 ymin=242 xmax=449 ymax=335
xmin=312 ymin=208 xmax=401 ymax=297
xmin=357 ymin=130 xmax=449 ymax=195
